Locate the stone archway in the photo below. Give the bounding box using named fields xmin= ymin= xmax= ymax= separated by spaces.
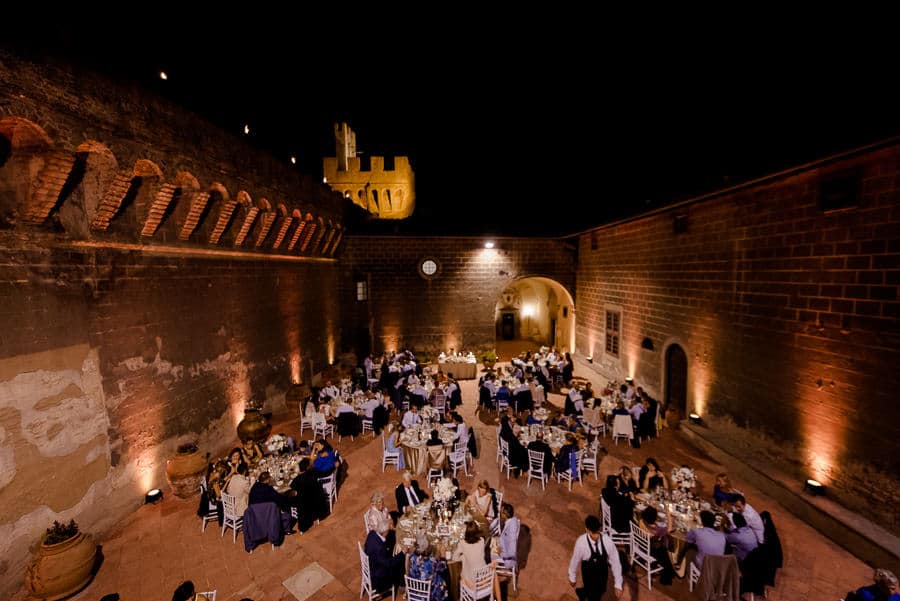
xmin=494 ymin=276 xmax=575 ymax=353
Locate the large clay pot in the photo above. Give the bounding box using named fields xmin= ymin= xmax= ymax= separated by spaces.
xmin=165 ymin=449 xmax=207 ymax=498
xmin=665 ymin=406 xmax=682 ymax=430
xmin=25 ymin=532 xmax=97 ymax=600
xmin=482 ymin=360 xmax=496 ymax=370
xmin=237 ymin=407 xmax=271 ymax=443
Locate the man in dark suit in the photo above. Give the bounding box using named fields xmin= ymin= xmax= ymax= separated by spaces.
xmin=249 ymin=472 xmax=292 ymax=511
xmin=526 ymin=431 xmax=554 ymax=476
xmin=394 ymin=471 xmax=428 ymax=514
xmin=364 ymin=521 xmax=406 ymax=593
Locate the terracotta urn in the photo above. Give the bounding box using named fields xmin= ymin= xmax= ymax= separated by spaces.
xmin=165 ymin=447 xmax=207 ymax=498
xmin=237 ymin=407 xmax=271 ymax=443
xmin=25 ymin=532 xmax=97 ymax=600
xmin=482 ymin=360 xmax=496 ymax=370
xmin=665 ymin=406 xmax=682 ymax=430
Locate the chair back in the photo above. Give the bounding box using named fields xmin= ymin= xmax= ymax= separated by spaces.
xmin=601 ymin=498 xmax=613 ymax=531
xmin=358 ymin=541 xmax=372 ymax=592
xmin=426 ymin=446 xmax=447 ymax=469
xmin=533 ymin=385 xmax=545 ymax=406
xmin=221 ymin=493 xmax=237 ymax=517
xmin=630 ymin=521 xmax=652 ymax=557
xmin=495 ymin=489 xmax=504 ymax=509
xmin=527 ymin=449 xmax=544 ymax=473
xmin=471 ymin=564 xmax=495 ymax=596
xmin=454 ymin=440 xmax=467 ymax=454
xmin=196 ymin=591 xmax=217 ymax=601
xmin=405 ymin=576 xmax=432 ymax=601
xmin=612 ymin=414 xmax=633 ymax=438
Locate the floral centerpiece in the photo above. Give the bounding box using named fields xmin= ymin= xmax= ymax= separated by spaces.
xmin=671 ymin=466 xmax=697 ymax=491
xmin=432 ymin=477 xmax=458 ymax=522
xmin=266 ymin=433 xmax=287 ymax=454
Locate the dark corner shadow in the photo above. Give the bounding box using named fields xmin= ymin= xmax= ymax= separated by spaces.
xmin=518 ymin=524 xmax=532 ymax=570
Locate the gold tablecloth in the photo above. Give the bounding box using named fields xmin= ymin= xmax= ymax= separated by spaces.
xmin=400 ymin=425 xmax=456 ymax=475
xmin=439 ymin=360 xmax=477 ymax=380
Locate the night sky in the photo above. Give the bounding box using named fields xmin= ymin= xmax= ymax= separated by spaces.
xmin=6 ymin=16 xmax=899 ymax=237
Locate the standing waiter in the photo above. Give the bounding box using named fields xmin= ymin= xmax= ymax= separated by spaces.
xmin=568 ymin=515 xmax=624 ymax=600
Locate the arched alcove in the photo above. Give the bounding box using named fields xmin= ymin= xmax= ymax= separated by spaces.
xmin=494 ymin=276 xmax=575 ymax=353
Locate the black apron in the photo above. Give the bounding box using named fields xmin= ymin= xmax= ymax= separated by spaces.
xmin=577 ymin=534 xmax=609 ymax=601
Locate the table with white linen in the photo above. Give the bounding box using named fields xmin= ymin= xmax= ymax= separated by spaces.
xmin=438 ymin=359 xmax=477 ymax=380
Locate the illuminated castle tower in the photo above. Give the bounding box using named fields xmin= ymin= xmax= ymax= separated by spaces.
xmin=322 ymin=122 xmax=415 ymax=219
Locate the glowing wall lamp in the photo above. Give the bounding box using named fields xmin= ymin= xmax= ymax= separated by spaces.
xmin=804 ymin=479 xmax=826 ymax=496
xmin=484 ymin=241 xmax=495 ymax=249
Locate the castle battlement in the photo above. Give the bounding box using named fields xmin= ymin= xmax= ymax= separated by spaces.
xmin=323 ymin=123 xmax=415 ymax=219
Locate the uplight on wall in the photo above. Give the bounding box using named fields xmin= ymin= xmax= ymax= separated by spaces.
xmin=145 ymin=488 xmax=163 ymax=504
xmin=804 ymin=479 xmax=826 ymax=496
xmin=689 ymin=413 xmax=703 ymax=425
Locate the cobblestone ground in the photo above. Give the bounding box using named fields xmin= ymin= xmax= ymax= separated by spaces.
xmin=31 ymin=363 xmax=871 ymax=601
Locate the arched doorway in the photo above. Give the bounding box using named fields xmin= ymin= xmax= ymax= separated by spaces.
xmin=494 ymin=277 xmax=575 ymax=354
xmin=665 ymin=344 xmax=688 ymax=417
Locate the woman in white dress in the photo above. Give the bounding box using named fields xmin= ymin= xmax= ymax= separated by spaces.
xmin=452 ymin=521 xmax=501 ymax=599
xmin=465 ymin=479 xmax=497 ymax=520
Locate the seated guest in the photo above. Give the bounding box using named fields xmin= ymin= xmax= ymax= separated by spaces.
xmin=526 ymin=431 xmax=554 ymax=476
xmin=365 ymin=521 xmax=407 ymax=594
xmin=730 ymin=494 xmax=765 ymax=544
xmin=499 ymin=410 xmax=528 ymax=475
xmin=249 ymin=472 xmax=292 ymax=512
xmin=401 ymin=405 xmax=422 ymax=428
xmin=685 ymin=510 xmax=727 ymax=567
xmin=494 ymin=503 xmax=520 ymax=571
xmin=453 ymin=521 xmax=500 ymax=597
xmin=384 ymin=423 xmax=406 ymax=470
xmin=447 ymin=378 xmax=462 ymax=409
xmin=311 ymin=440 xmax=340 ymax=475
xmin=617 ymin=465 xmax=640 ymax=495
xmin=844 ymin=568 xmax=899 ymax=601
xmin=364 ymin=491 xmax=393 ymax=533
xmin=395 ymin=471 xmax=428 ymax=514
xmin=452 ymin=412 xmax=469 ymax=444
xmin=240 ymin=438 xmax=264 ymax=465
xmin=525 ymin=409 xmax=542 ymax=425
xmin=637 ymin=398 xmax=656 ymax=438
xmin=465 ymin=479 xmax=499 ymax=520
xmin=628 ymin=397 xmax=646 ymax=422
xmin=426 ymin=429 xmax=443 ymax=446
xmin=726 ymin=512 xmax=758 ymax=562
xmin=319 ymin=380 xmax=340 ymax=401
xmin=555 ymin=433 xmax=579 ymax=476
xmin=335 ymin=398 xmax=355 ymax=414
xmin=172 ymin=581 xmax=198 ymax=601
xmin=290 ymin=458 xmax=329 ymax=529
xmin=601 ymin=475 xmax=634 ymax=534
xmin=225 ymin=448 xmax=249 ymax=481
xmin=495 ymin=380 xmax=511 ymax=408
xmin=224 ymin=462 xmax=251 ymax=516
xmin=581 ymin=381 xmax=594 ymax=404
xmin=611 ymin=400 xmax=630 ymax=416
xmin=639 ymin=458 xmax=669 ymax=492
xmin=713 ymin=472 xmax=740 ymax=506
xmin=637 ymin=506 xmax=675 ymax=585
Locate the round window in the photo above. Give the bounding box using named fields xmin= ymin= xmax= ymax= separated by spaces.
xmin=419 ymin=258 xmax=439 ymax=278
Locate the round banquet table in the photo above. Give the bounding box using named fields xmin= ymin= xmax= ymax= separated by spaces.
xmin=439 ymin=360 xmax=477 ymax=380
xmin=399 ymin=425 xmax=456 ymax=475
xmin=395 ymin=504 xmax=490 ymax=601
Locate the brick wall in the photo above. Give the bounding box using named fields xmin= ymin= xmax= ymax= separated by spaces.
xmin=339 ymin=236 xmax=576 ymax=353
xmin=0 ymin=52 xmax=343 ymax=595
xmin=575 ymin=143 xmax=900 ymax=530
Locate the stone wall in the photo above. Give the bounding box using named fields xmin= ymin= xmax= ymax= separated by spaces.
xmin=0 ymin=51 xmax=343 ymax=595
xmin=339 ymin=236 xmax=576 ymax=354
xmin=575 ymin=142 xmax=900 ymax=531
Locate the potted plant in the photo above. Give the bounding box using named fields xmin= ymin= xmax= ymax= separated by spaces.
xmin=481 ymin=350 xmax=499 ymax=369
xmin=25 ymin=520 xmax=97 ymax=599
xmin=165 ymin=441 xmax=207 ymax=498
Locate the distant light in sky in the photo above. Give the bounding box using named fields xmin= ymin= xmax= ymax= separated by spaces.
xmin=159 ymin=71 xmax=168 ymax=81
xmin=244 ymin=124 xmax=250 ymax=135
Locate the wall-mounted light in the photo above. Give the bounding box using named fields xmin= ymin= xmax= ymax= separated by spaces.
xmin=290 ymin=156 xmax=297 ymax=165
xmin=484 ymin=241 xmax=495 ymax=249
xmin=688 ymin=413 xmax=703 ymax=425
xmin=145 ymin=488 xmax=163 ymax=504
xmin=243 ymin=124 xmax=250 ymax=135
xmin=804 ymin=479 xmax=826 ymax=496
xmin=323 ymin=176 xmax=328 ymax=183
xmin=159 ymin=71 xmax=168 ymax=81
